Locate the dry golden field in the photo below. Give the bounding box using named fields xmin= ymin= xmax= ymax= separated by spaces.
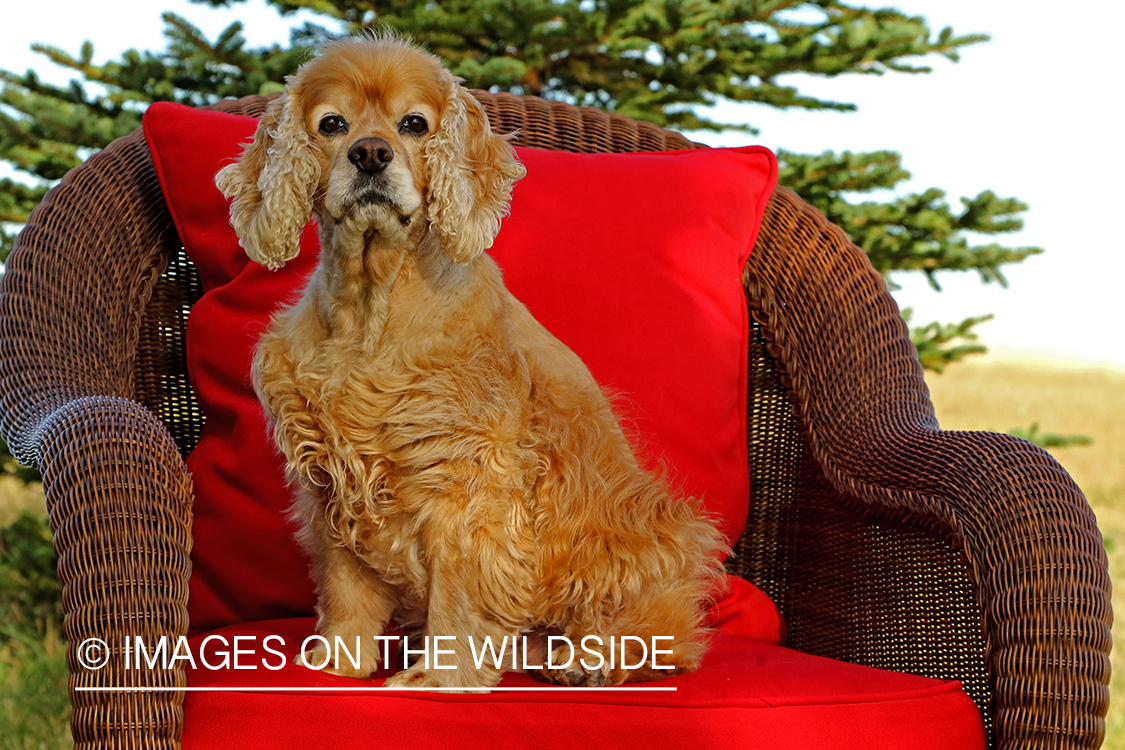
xmin=0 ymin=477 xmax=44 ymax=529
xmin=925 ymin=356 xmax=1124 ymax=748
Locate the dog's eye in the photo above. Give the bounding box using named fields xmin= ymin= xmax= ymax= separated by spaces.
xmin=318 ymin=115 xmax=349 ymax=136
xmin=399 ymin=115 xmax=428 ymax=136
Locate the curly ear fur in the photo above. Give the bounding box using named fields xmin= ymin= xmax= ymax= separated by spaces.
xmin=424 ymin=71 xmax=526 ymax=264
xmin=215 ymin=88 xmax=320 ymax=270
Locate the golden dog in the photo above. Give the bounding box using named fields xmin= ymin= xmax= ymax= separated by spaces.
xmin=216 ymin=34 xmax=726 ymax=691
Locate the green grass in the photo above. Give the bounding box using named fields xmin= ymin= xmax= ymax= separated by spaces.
xmin=0 ymin=623 xmax=70 ymax=749
xmin=0 ymin=476 xmax=68 ymax=749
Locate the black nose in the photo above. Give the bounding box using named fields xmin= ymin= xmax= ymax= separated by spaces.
xmin=348 ymin=138 xmax=394 ymax=174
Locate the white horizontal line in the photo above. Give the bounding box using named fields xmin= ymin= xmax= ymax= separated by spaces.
xmin=75 ymin=686 xmax=676 ymax=693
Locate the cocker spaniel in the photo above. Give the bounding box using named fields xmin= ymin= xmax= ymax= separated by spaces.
xmin=215 ymin=34 xmax=726 ymax=691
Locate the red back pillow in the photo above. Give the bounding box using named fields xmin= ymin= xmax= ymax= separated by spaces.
xmin=143 ymin=101 xmax=777 ymax=632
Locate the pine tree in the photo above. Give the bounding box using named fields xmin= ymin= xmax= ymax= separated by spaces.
xmin=1 ymin=0 xmax=1041 ymax=375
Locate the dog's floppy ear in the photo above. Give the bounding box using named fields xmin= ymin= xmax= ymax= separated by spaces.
xmin=424 ymin=70 xmax=526 ymax=264
xmin=215 ymin=86 xmax=320 ymax=270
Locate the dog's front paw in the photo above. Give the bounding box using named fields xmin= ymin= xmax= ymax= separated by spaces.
xmin=293 ymin=645 xmax=329 ymax=670
xmin=383 ymin=666 xmax=491 ymax=694
xmin=293 ymin=646 xmax=376 ymax=679
xmin=536 ymin=644 xmax=611 ymax=687
xmin=538 ymin=662 xmax=610 ymax=687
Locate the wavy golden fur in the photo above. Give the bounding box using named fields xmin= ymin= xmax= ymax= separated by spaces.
xmin=215 ymin=34 xmax=726 ymax=690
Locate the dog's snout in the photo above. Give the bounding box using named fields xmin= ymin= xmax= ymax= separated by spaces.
xmin=348 ymin=138 xmax=394 ymax=174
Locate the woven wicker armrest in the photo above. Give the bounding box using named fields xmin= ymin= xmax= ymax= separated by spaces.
xmin=747 ymin=186 xmax=1112 ymax=748
xmin=0 ymin=130 xmax=193 ymax=748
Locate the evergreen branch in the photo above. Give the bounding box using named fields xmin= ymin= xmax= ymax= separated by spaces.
xmin=163 ymin=11 xmax=214 ymax=49
xmin=904 ymin=308 xmax=993 ymax=373
xmin=26 ymin=43 xmax=102 ymax=81
xmin=1007 ymin=423 xmax=1093 ymax=449
xmin=778 ymin=148 xmax=911 ymax=199
xmin=190 ymin=0 xmax=351 ymax=17
xmin=752 ymin=3 xmax=988 ymax=84
xmin=0 ymin=82 xmax=139 ymax=155
xmin=163 ymin=11 xmax=256 ymax=77
xmin=777 ymin=149 xmax=1040 ymax=286
xmin=0 ymin=178 xmax=50 ymax=212
xmin=0 ymin=0 xmax=1038 ymax=380
xmin=1 ymin=69 xmax=135 ymax=124
xmin=958 ymin=190 xmax=1028 ymax=234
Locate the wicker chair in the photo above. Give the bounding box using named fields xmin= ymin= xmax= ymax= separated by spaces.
xmin=0 ymin=92 xmax=1111 ymax=749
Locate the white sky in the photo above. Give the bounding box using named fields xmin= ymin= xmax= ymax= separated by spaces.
xmin=4 ymin=0 xmax=1123 ymax=368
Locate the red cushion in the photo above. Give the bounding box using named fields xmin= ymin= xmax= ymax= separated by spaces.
xmin=144 ymin=101 xmax=778 ymax=633
xmin=179 ymin=618 xmax=986 ymax=749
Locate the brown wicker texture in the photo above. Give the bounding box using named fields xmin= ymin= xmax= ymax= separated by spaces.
xmin=0 ymin=90 xmax=1111 ymax=749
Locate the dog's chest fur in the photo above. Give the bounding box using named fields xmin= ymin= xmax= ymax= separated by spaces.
xmin=252 ymin=253 xmax=559 ymax=619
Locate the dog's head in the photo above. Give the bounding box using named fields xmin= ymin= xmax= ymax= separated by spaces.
xmin=216 ymin=34 xmax=526 ymax=269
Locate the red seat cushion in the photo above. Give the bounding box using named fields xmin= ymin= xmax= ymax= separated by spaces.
xmin=143 ymin=102 xmax=778 ymax=632
xmin=179 ymin=618 xmax=985 ymax=749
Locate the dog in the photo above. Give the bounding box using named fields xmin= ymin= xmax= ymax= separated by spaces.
xmin=215 ymin=33 xmax=726 ymax=691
